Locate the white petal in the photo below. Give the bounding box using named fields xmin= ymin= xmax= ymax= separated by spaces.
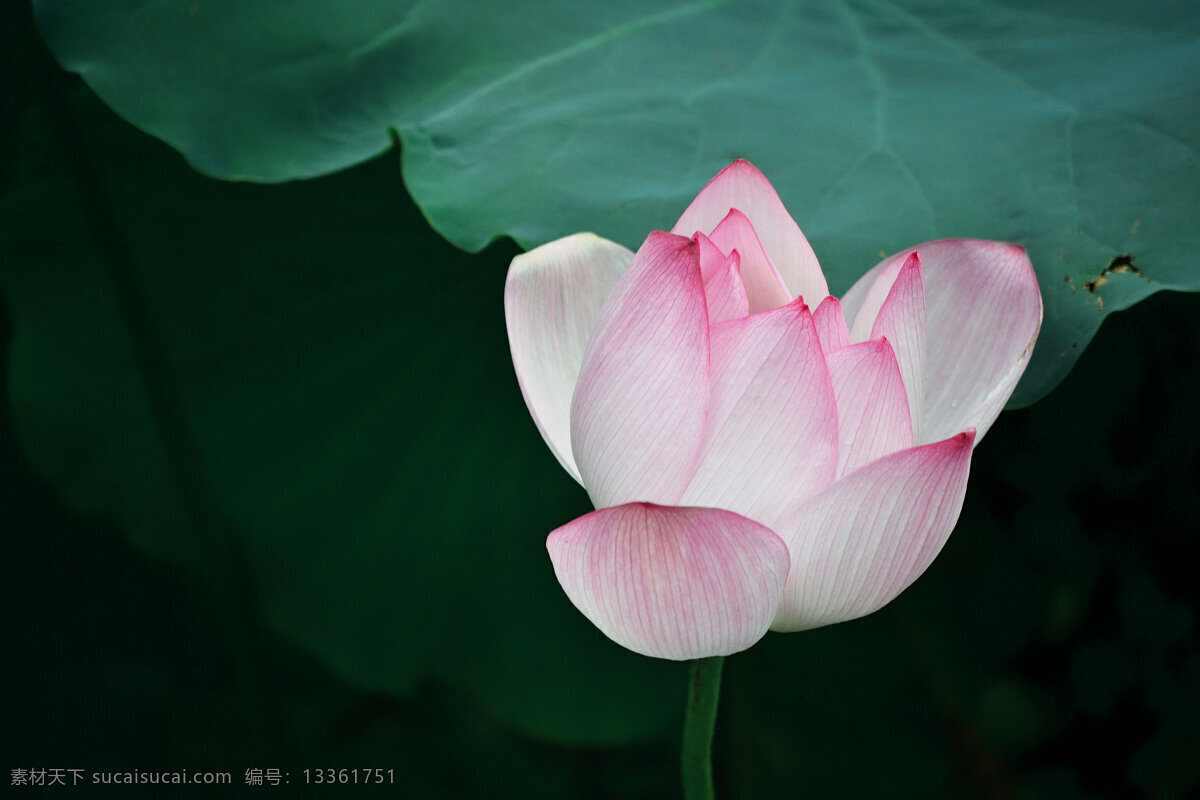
xmin=505 ymin=233 xmax=632 ymax=482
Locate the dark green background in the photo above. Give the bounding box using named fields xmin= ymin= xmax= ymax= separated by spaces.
xmin=4 ymin=3 xmax=1197 ymax=797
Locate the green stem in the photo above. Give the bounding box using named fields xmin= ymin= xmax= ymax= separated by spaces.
xmin=681 ymin=656 xmax=725 ymax=800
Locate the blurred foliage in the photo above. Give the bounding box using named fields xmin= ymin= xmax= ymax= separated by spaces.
xmin=1 ymin=30 xmax=683 ymax=751
xmin=31 ymin=0 xmax=1200 ymax=406
xmin=4 ymin=2 xmax=1198 ymax=798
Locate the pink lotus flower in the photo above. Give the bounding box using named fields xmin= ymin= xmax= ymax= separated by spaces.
xmin=505 ymin=160 xmax=1042 ymax=660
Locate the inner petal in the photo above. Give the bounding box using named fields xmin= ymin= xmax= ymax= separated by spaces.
xmin=870 ymin=253 xmax=926 ymax=442
xmin=813 ymin=295 xmax=852 ymax=354
xmin=694 ymin=232 xmax=750 ymax=324
xmin=679 ymin=298 xmax=838 ymax=529
xmin=707 ymin=209 xmax=793 ymax=313
xmin=826 ymin=338 xmax=914 ymax=477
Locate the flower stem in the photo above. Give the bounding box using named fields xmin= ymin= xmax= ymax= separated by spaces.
xmin=681 ymin=655 xmax=725 ymax=800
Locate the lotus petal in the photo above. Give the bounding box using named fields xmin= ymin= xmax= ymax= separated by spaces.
xmin=869 ymin=253 xmax=926 ymax=440
xmin=680 ymin=299 xmax=837 ymax=528
xmin=772 ymin=430 xmax=975 ymax=632
xmin=571 ymin=232 xmax=709 ymax=507
xmin=505 ymin=233 xmax=632 ymax=482
xmin=671 ymin=159 xmax=827 ymax=304
xmin=813 ymin=295 xmax=851 ymax=354
xmin=547 ymin=503 xmax=791 ymax=660
xmin=842 ymin=239 xmax=1042 ymax=442
xmin=826 ymin=338 xmax=914 ymax=477
xmin=707 ymin=208 xmax=792 ymax=313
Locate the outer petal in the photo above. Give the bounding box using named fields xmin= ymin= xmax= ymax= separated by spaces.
xmin=671 ymin=159 xmax=828 ymax=304
xmin=869 ymin=253 xmax=926 ymax=441
xmin=841 ymin=239 xmax=1042 ymax=443
xmin=813 ymin=295 xmax=851 ymax=354
xmin=571 ymin=232 xmax=710 ymax=508
xmin=680 ymin=299 xmax=838 ymax=528
xmin=505 ymin=233 xmax=633 ymax=483
xmin=707 ymin=209 xmax=792 ymax=313
xmin=771 ymin=429 xmax=975 ymax=632
xmin=918 ymin=242 xmax=1041 ymax=442
xmin=547 ymin=503 xmax=791 ymax=660
xmin=827 ymin=339 xmax=914 ymax=477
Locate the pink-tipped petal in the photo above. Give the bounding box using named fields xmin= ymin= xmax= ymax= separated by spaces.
xmin=671 ymin=159 xmax=828 ymax=303
xmin=869 ymin=254 xmax=926 ymax=441
xmin=841 ymin=240 xmax=1042 ymax=443
xmin=694 ymin=231 xmax=728 ymax=284
xmin=827 ymin=339 xmax=914 ymax=477
xmin=704 ymin=250 xmax=751 ymax=324
xmin=843 ymin=257 xmax=905 ymax=344
xmin=771 ymin=430 xmax=975 ymax=632
xmin=695 ymin=231 xmax=750 ymax=323
xmin=813 ymin=295 xmax=852 ymax=354
xmin=707 ymin=209 xmax=793 ymax=313
xmin=571 ymin=232 xmax=710 ymax=508
xmin=680 ymin=299 xmax=838 ymax=528
xmin=505 ymin=233 xmax=633 ymax=483
xmin=547 ymin=503 xmax=791 ymax=660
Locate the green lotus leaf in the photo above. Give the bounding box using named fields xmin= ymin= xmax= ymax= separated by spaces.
xmin=34 ymin=0 xmax=1200 ymax=402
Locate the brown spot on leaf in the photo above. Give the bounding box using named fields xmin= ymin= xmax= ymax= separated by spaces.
xmin=1084 ymin=254 xmax=1144 ymax=294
